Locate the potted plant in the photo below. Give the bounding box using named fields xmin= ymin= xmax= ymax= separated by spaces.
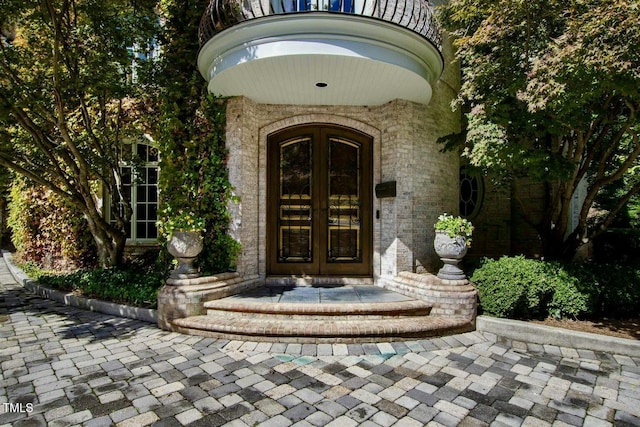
xmin=433 ymin=213 xmax=473 ymax=280
xmin=157 ymin=210 xmax=206 ymax=278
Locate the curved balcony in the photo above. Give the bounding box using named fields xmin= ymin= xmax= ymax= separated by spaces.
xmin=198 ymin=0 xmax=444 ymax=105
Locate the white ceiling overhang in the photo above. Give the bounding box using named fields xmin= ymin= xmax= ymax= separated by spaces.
xmin=198 ymin=13 xmax=444 ymax=105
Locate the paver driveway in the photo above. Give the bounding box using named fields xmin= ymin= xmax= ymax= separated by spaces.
xmin=1 ymin=256 xmax=639 ymax=427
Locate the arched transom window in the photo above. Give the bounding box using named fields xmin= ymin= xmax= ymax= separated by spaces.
xmin=459 ymin=166 xmax=484 ymax=219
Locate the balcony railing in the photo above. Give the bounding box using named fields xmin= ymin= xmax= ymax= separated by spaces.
xmin=198 ymin=0 xmax=442 ymax=51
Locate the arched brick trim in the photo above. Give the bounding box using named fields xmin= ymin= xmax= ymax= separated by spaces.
xmin=260 ymin=114 xmax=381 ymax=139
xmin=258 ymin=115 xmax=382 ymax=280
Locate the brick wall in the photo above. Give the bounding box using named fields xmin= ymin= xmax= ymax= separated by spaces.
xmin=223 ymin=34 xmax=462 ymax=281
xmin=466 ymin=179 xmax=512 ymax=260
xmin=411 ymin=34 xmax=462 ymax=273
xmin=511 ymin=178 xmax=546 ymax=257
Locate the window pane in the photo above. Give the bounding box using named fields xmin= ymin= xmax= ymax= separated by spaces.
xmin=149 ymin=204 xmax=157 ymax=221
xmin=281 ymin=138 xmax=311 ymax=198
xmin=148 ymin=186 xmax=157 ymax=203
xmin=137 ymin=143 xmax=148 ymax=161
xmin=137 ymin=222 xmax=146 ymax=239
xmin=329 ymin=139 xmax=359 ymax=196
xmin=148 ymin=147 xmax=159 ymax=162
xmin=148 ymin=167 xmax=158 ymax=184
xmin=137 ymin=187 xmax=147 ymax=202
xmin=147 ymin=223 xmax=158 ymax=239
xmin=137 ymin=204 xmax=147 ymax=220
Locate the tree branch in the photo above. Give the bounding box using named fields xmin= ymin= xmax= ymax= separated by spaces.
xmin=0 ymin=152 xmax=84 ymax=207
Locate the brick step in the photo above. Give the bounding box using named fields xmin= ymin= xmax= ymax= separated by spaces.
xmin=171 ymin=314 xmax=474 ymax=343
xmin=265 ymin=276 xmax=374 ymax=287
xmin=203 ymin=299 xmax=432 ymax=320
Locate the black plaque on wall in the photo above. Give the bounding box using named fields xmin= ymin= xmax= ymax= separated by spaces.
xmin=375 ymin=181 xmax=396 ymax=198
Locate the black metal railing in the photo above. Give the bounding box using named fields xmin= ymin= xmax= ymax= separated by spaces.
xmin=198 ymin=0 xmax=442 ymax=50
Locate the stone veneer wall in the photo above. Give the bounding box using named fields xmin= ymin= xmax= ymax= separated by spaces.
xmin=224 ymin=35 xmax=461 ymax=282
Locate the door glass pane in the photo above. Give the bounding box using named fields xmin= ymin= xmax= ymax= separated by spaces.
xmin=327 ymin=138 xmax=361 ymax=262
xmin=278 ymin=137 xmax=313 ymax=262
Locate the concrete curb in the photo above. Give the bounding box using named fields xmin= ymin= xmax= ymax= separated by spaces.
xmin=2 ymin=250 xmax=158 ymax=324
xmin=477 ymin=315 xmax=640 ymax=358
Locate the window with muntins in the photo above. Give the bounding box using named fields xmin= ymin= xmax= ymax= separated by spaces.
xmin=112 ymin=142 xmax=159 ymax=242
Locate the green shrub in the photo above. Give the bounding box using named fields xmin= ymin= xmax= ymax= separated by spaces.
xmin=472 ymin=256 xmax=543 ymax=318
xmin=36 ymin=267 xmax=165 ymax=308
xmin=547 ymin=269 xmax=590 ymax=319
xmin=471 ymin=256 xmax=591 ymax=319
xmin=579 ymin=262 xmax=640 ymax=318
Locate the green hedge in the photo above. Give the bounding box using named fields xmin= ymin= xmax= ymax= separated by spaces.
xmin=471 ymin=256 xmax=590 ymax=319
xmin=471 ymin=256 xmax=640 ymax=320
xmin=26 ymin=264 xmax=165 ymax=309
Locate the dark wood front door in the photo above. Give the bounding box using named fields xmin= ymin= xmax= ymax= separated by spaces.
xmin=267 ymin=125 xmax=372 ymax=276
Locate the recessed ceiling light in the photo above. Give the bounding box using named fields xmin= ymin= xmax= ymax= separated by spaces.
xmin=315 ymin=82 xmax=328 ymax=88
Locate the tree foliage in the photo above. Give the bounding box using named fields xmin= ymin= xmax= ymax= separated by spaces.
xmin=440 ymin=0 xmax=640 ymax=259
xmin=0 ymin=0 xmax=159 ymax=266
xmin=0 ymin=164 xmax=11 ymax=247
xmin=7 ymin=177 xmax=97 ymax=269
xmin=155 ymin=0 xmax=240 ymax=274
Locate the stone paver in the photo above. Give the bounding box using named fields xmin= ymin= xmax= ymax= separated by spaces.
xmin=1 ymin=255 xmax=640 ymax=426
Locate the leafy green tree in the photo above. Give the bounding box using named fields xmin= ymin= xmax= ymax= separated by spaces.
xmin=440 ymin=0 xmax=640 ymax=259
xmin=0 ymin=0 xmax=159 ymax=266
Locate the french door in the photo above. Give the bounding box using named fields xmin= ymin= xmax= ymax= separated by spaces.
xmin=267 ymin=125 xmax=372 ymax=276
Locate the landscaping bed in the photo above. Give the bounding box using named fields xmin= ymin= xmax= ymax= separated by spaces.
xmin=471 ymin=256 xmax=640 ymax=342
xmin=21 ymin=262 xmax=166 ymax=309
xmin=533 ymin=317 xmax=639 ymax=341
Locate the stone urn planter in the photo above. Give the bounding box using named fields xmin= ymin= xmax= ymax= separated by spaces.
xmin=434 ymin=230 xmax=468 ymax=280
xmin=167 ymin=231 xmax=204 ymax=278
xmin=433 ymin=214 xmax=473 ymax=281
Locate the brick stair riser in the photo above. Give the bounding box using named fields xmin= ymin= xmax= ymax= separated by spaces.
xmin=204 ymin=309 xmax=432 ymax=321
xmin=171 ymin=315 xmax=475 ymax=343
xmin=203 ymin=302 xmax=432 ymax=316
xmin=265 ymin=277 xmax=374 ymax=287
xmin=204 ymin=299 xmax=432 ymax=313
xmin=169 ymin=326 xmax=468 ymax=344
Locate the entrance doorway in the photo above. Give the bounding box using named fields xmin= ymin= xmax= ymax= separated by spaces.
xmin=267 ymin=125 xmax=373 ymax=276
